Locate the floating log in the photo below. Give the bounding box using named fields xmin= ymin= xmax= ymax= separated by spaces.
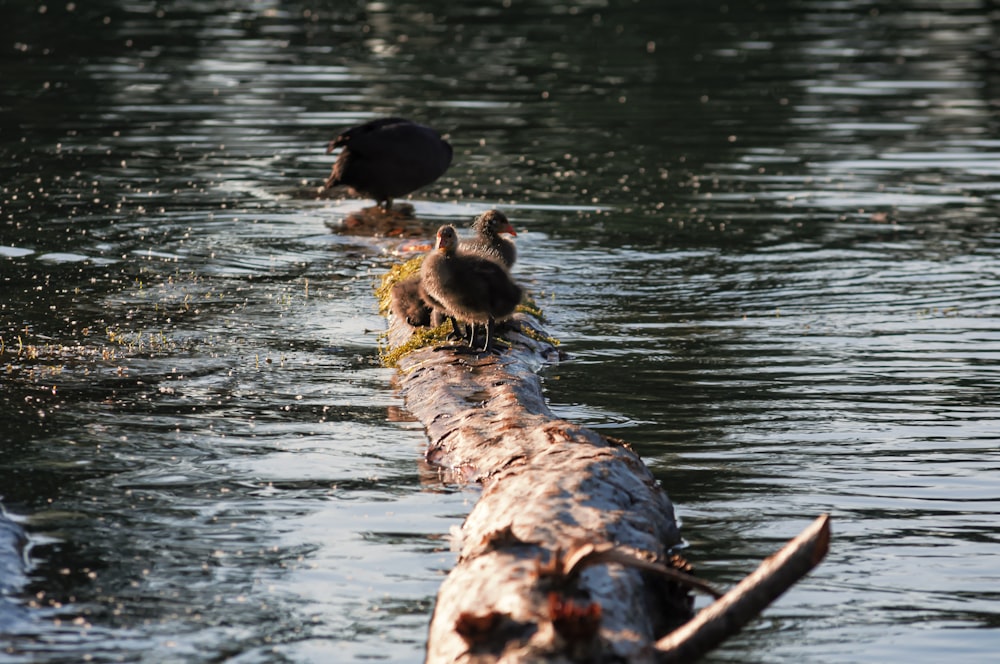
xmin=380 ymin=266 xmax=829 ymax=663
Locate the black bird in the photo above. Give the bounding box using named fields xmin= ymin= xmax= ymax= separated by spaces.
xmin=324 ymin=118 xmax=452 ymax=211
xmin=460 ymin=209 xmax=517 ymax=269
xmin=420 ymin=225 xmax=522 ymax=351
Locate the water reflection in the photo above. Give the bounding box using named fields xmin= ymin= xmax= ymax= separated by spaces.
xmin=2 ymin=0 xmax=1000 ymax=662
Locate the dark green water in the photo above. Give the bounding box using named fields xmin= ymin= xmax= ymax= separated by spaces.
xmin=2 ymin=1 xmax=999 ymax=661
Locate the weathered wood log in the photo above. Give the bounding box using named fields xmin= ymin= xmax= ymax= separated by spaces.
xmin=381 ymin=271 xmax=828 ymax=662
xmin=386 ymin=306 xmax=693 ymax=662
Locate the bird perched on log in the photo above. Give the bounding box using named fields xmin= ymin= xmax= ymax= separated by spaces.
xmin=324 ymin=118 xmax=453 ymax=212
xmin=460 ymin=209 xmax=517 ymax=269
xmin=391 ymin=210 xmax=518 ymax=333
xmin=390 ymin=275 xmax=434 ymax=328
xmin=420 ymin=225 xmax=522 ymax=351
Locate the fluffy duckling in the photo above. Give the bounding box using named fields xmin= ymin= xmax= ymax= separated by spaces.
xmin=460 ymin=209 xmax=517 ymax=268
xmin=390 ymin=275 xmax=433 ymax=327
xmin=419 ymin=225 xmax=522 ymax=350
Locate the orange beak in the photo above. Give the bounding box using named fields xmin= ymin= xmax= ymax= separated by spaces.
xmin=501 ymin=222 xmax=517 ymax=237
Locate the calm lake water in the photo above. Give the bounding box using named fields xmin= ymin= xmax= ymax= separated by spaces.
xmin=2 ymin=1 xmax=999 ymax=661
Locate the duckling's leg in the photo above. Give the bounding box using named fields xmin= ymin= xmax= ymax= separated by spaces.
xmin=465 ymin=321 xmax=476 ymax=348
xmin=447 ymin=316 xmax=466 ymax=341
xmin=481 ymin=318 xmax=496 ymax=352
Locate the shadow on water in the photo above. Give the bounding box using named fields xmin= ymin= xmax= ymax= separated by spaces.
xmin=2 ymin=0 xmax=1000 ymax=662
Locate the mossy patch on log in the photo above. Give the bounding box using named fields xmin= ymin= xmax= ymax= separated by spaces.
xmin=378 ymin=322 xmax=451 ymax=367
xmin=513 ymin=292 xmax=558 ymax=347
xmin=375 ymin=255 xmax=424 ymax=314
xmin=515 ymin=290 xmax=547 ymax=323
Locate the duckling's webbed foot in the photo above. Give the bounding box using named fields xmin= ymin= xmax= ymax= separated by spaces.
xmin=441 ymin=344 xmax=485 ymax=356
xmin=487 ymin=337 xmax=512 ymax=354
xmin=467 ymin=322 xmax=483 ymax=349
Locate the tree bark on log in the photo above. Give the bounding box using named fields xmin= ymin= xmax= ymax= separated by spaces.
xmin=384 ymin=305 xmax=828 ymax=663
xmin=389 ymin=312 xmax=691 ymax=662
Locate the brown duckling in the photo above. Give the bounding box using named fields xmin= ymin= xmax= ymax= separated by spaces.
xmin=389 ymin=273 xmax=462 ymax=338
xmin=325 ymin=118 xmax=453 ymax=211
xmin=460 ymin=209 xmax=517 ymax=269
xmin=394 ymin=211 xmax=517 ymax=333
xmin=420 ymin=225 xmax=522 ymax=351
xmin=390 ymin=275 xmax=433 ymax=327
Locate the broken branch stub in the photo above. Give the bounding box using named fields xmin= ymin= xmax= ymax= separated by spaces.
xmin=655 ymin=513 xmax=831 ymax=663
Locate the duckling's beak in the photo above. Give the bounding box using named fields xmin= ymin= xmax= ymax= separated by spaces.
xmin=500 ymin=222 xmax=517 ymax=237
